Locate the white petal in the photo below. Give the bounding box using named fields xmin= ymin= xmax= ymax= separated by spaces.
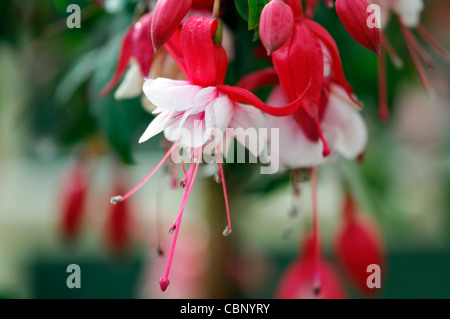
xmin=202 ymin=95 xmax=234 ymax=153
xmin=114 ymin=61 xmax=143 ymax=100
xmin=263 ymin=86 xmax=330 ymax=168
xmin=264 ymin=115 xmax=329 ymax=169
xmin=393 ymin=0 xmax=423 ymax=27
xmin=164 ymin=113 xmax=210 ymax=148
xmin=191 ymin=87 xmax=218 ymax=114
xmin=321 ymin=85 xmax=368 ymax=159
xmin=142 ymin=78 xmax=201 ymax=112
xmin=139 ymin=111 xmax=175 ymax=144
xmin=205 ymin=95 xmax=234 ymax=133
xmin=229 ymin=103 xmax=266 ymax=157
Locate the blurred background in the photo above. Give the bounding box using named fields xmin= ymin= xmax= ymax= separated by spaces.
xmin=0 ymin=0 xmax=449 ymax=299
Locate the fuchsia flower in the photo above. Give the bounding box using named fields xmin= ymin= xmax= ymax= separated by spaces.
xmin=101 ymin=1 xmax=218 ymax=98
xmin=241 ymin=0 xmax=367 ymax=167
xmin=368 ymin=0 xmax=449 ymax=120
xmin=101 ymin=12 xmax=154 ymax=96
xmin=267 ymin=0 xmax=364 ymax=158
xmin=335 ymin=195 xmax=384 ymax=295
xmin=110 ymin=16 xmax=310 ymax=292
xmin=276 ymin=234 xmax=346 ymax=299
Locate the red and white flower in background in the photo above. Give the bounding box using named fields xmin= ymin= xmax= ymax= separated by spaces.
xmin=335 ymin=195 xmax=385 ymax=295
xmin=276 ymin=234 xmax=347 ymax=299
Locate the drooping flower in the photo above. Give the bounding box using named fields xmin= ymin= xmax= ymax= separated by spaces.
xmin=101 ymin=12 xmax=155 ymax=96
xmin=110 ymin=16 xmax=310 ymax=292
xmin=241 ymin=2 xmax=367 ymax=168
xmin=103 ymin=5 xmax=235 ymax=102
xmin=269 ymin=0 xmax=363 ymax=158
xmin=274 ymin=167 xmax=346 ymax=298
xmin=335 ymin=195 xmax=384 ymax=295
xmin=276 ymin=233 xmax=347 ymax=299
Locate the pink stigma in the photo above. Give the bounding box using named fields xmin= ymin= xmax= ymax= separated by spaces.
xmin=159 ymin=277 xmax=170 ymax=292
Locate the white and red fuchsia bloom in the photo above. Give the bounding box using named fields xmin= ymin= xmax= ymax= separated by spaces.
xmin=276 ymin=234 xmax=347 ymax=299
xmin=101 ymin=0 xmax=223 ymax=100
xmin=101 ymin=12 xmax=155 ymax=97
xmin=109 ymin=16 xmax=310 ymax=292
xmin=247 ymin=0 xmax=368 ymax=297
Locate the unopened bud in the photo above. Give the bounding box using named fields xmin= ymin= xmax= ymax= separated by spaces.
xmin=259 ymin=0 xmax=294 ymax=56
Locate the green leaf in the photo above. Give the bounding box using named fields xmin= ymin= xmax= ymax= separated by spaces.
xmin=248 ymin=0 xmax=269 ymax=30
xmin=234 ymin=0 xmax=249 ymax=21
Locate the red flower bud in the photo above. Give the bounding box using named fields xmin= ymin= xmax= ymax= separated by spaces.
xmin=335 ymin=196 xmax=384 ymax=295
xmin=60 ymin=163 xmax=89 ymax=240
xmin=335 ymin=0 xmax=381 ymax=55
xmin=151 ymin=0 xmax=192 ymax=52
xmin=259 ymin=0 xmax=294 ymax=56
xmin=276 ymin=235 xmax=347 ymax=299
xmin=107 ymin=183 xmax=132 ymax=254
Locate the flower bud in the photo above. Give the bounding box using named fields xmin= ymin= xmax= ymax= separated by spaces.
xmin=335 ymin=0 xmax=381 ymax=55
xmin=60 ymin=163 xmax=88 ymax=240
xmin=151 ymin=0 xmax=192 ymax=52
xmin=276 ymin=235 xmax=347 ymax=299
xmin=335 ymin=197 xmax=384 ymax=295
xmin=107 ymin=183 xmax=132 ymax=254
xmin=259 ymin=0 xmax=294 ymax=56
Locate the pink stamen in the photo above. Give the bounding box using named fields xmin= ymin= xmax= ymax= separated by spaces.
xmin=110 ymin=141 xmax=179 ymax=204
xmin=406 ymin=28 xmax=435 ymax=68
xmin=417 ymin=24 xmax=450 ymax=61
xmin=310 ymin=166 xmax=321 ymax=296
xmin=170 ymin=152 xmax=196 ymax=233
xmin=400 ymin=21 xmax=431 ymax=91
xmin=160 ymin=148 xmax=202 ymax=292
xmin=216 ymin=147 xmax=232 ymax=237
xmin=378 ymin=45 xmax=389 ymax=122
xmin=181 ymin=148 xmax=192 ymax=176
xmin=316 ymin=122 xmax=330 ymax=157
xmin=170 ymin=162 xmax=178 ymax=189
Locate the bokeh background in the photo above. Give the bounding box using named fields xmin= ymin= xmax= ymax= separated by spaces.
xmin=0 ymin=0 xmax=449 ymax=299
